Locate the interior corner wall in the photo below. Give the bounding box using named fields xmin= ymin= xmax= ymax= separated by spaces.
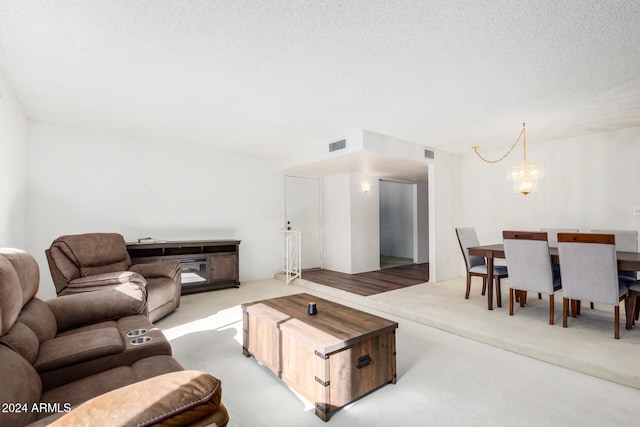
xmin=459 ymin=127 xmax=640 ymax=246
xmin=415 ymin=181 xmax=429 ymax=263
xmin=349 ymin=173 xmax=380 ymax=273
xmin=430 ymin=151 xmax=462 ymax=282
xmin=322 ymin=174 xmax=352 ymax=273
xmin=26 ymin=121 xmax=285 ymax=299
xmin=0 ymin=70 xmax=27 ymax=248
xmin=322 ymin=173 xmax=380 ymax=274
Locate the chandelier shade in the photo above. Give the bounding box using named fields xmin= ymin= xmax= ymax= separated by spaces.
xmin=508 ymin=160 xmax=544 ymax=195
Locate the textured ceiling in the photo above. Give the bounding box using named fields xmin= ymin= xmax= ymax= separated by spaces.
xmin=0 ymin=1 xmax=639 ymax=159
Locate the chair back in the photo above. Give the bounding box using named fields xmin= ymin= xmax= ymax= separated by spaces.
xmin=46 ymin=233 xmax=132 ymax=294
xmin=591 ymin=229 xmax=638 ymax=279
xmin=455 ymin=227 xmax=485 ymax=271
xmin=540 ymin=228 xmax=579 ymax=248
xmin=590 ymin=229 xmax=638 ymax=252
xmin=558 ymin=233 xmax=620 ymax=305
xmin=503 ymin=231 xmax=554 ymax=293
xmin=0 ymin=248 xmax=41 ymax=335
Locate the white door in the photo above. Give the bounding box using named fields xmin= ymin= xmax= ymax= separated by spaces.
xmin=285 ymin=176 xmax=322 ymax=269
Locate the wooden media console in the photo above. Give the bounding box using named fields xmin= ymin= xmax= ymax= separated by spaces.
xmin=126 ymin=239 xmax=240 ymax=294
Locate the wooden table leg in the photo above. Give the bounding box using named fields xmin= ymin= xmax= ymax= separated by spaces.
xmin=485 ymin=251 xmax=494 ymax=310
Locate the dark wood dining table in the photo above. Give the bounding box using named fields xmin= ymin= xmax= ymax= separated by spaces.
xmin=468 ymin=244 xmax=640 ymax=310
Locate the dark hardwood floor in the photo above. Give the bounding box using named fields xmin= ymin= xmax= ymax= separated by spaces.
xmin=301 ymin=263 xmax=429 ymax=296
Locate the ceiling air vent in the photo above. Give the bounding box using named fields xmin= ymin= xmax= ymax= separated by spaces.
xmin=424 ymin=149 xmax=435 ymax=159
xmin=329 ymin=139 xmax=346 ymax=152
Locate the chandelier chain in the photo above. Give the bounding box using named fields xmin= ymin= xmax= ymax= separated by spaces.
xmin=472 ymin=125 xmax=526 ymax=164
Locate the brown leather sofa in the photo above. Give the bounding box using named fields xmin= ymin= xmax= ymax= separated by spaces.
xmin=46 ymin=233 xmax=181 ymax=322
xmin=0 ymin=248 xmax=229 ymax=426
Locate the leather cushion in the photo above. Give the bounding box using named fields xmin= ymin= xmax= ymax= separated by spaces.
xmin=129 ymin=260 xmax=180 ymax=278
xmin=43 ymin=369 xmax=223 ymax=427
xmin=80 ymin=261 xmax=132 ymax=278
xmin=51 ymin=233 xmax=132 ymax=274
xmin=34 ymin=328 xmax=123 ymax=373
xmin=18 ymin=298 xmax=58 ymax=343
xmin=0 ymin=248 xmax=40 ymax=306
xmin=0 ymin=254 xmax=23 ymax=334
xmin=39 ymin=355 xmax=184 ymax=420
xmin=1 ymin=321 xmax=40 ymax=363
xmin=0 ymin=346 xmax=41 ymax=426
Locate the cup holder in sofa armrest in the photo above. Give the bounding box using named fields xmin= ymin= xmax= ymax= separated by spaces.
xmin=126 ymin=329 xmax=148 ymax=337
xmin=130 ymin=336 xmax=152 ymax=345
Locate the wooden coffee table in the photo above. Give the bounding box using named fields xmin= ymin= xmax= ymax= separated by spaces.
xmin=242 ymin=293 xmax=398 ymax=421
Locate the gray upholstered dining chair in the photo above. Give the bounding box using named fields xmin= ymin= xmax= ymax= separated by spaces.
xmin=590 ymin=229 xmax=638 ymax=252
xmin=591 ymin=229 xmax=638 ymax=280
xmin=626 ymin=282 xmax=640 ymax=330
xmin=558 ymin=233 xmax=629 ymax=339
xmin=455 ymin=227 xmax=508 ymax=307
xmin=540 ymin=228 xmax=579 ymax=248
xmin=503 ymin=231 xmax=561 ymax=324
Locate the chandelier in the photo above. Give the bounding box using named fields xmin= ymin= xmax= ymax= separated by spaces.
xmin=472 ymin=123 xmax=544 ymax=195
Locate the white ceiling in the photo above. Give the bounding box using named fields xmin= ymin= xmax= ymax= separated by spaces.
xmin=0 ymin=1 xmax=639 ymax=165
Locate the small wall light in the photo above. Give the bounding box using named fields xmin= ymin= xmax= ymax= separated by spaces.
xmin=361 ymin=184 xmax=371 ymax=193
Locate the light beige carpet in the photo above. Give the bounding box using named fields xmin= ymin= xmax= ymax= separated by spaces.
xmin=293 ymin=275 xmax=640 ymax=390
xmin=156 ymin=276 xmax=640 ymax=426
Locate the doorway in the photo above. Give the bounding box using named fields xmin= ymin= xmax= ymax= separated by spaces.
xmin=379 ymin=180 xmax=415 ymax=269
xmin=284 ymin=175 xmax=322 ymax=270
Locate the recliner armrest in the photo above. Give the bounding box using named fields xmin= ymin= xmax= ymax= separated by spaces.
xmin=34 ymin=328 xmax=123 ymax=373
xmin=42 ymin=370 xmax=228 ymax=427
xmin=129 ymin=260 xmax=180 ymax=279
xmin=46 ymin=284 xmax=147 ymax=332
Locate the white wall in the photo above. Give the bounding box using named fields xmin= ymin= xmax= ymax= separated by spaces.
xmin=322 ymin=173 xmax=380 ymax=274
xmin=322 ymin=174 xmax=352 ymax=272
xmin=430 ymin=151 xmax=462 ymax=282
xmin=25 ymin=120 xmax=633 ymax=292
xmin=415 ymin=181 xmax=429 ymax=263
xmin=349 ymin=173 xmax=380 ymax=273
xmin=0 ymin=69 xmax=27 ymax=248
xmin=460 ymin=127 xmax=640 ymax=245
xmin=27 ymin=121 xmax=285 ymax=299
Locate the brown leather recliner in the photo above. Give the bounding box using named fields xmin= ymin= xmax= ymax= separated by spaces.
xmin=0 ymin=248 xmax=229 ymax=427
xmin=46 ymin=233 xmax=181 ymax=322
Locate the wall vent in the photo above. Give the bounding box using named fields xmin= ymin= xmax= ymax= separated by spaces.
xmin=424 ymin=149 xmax=435 ymax=159
xmin=329 ymin=139 xmax=346 ymax=152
